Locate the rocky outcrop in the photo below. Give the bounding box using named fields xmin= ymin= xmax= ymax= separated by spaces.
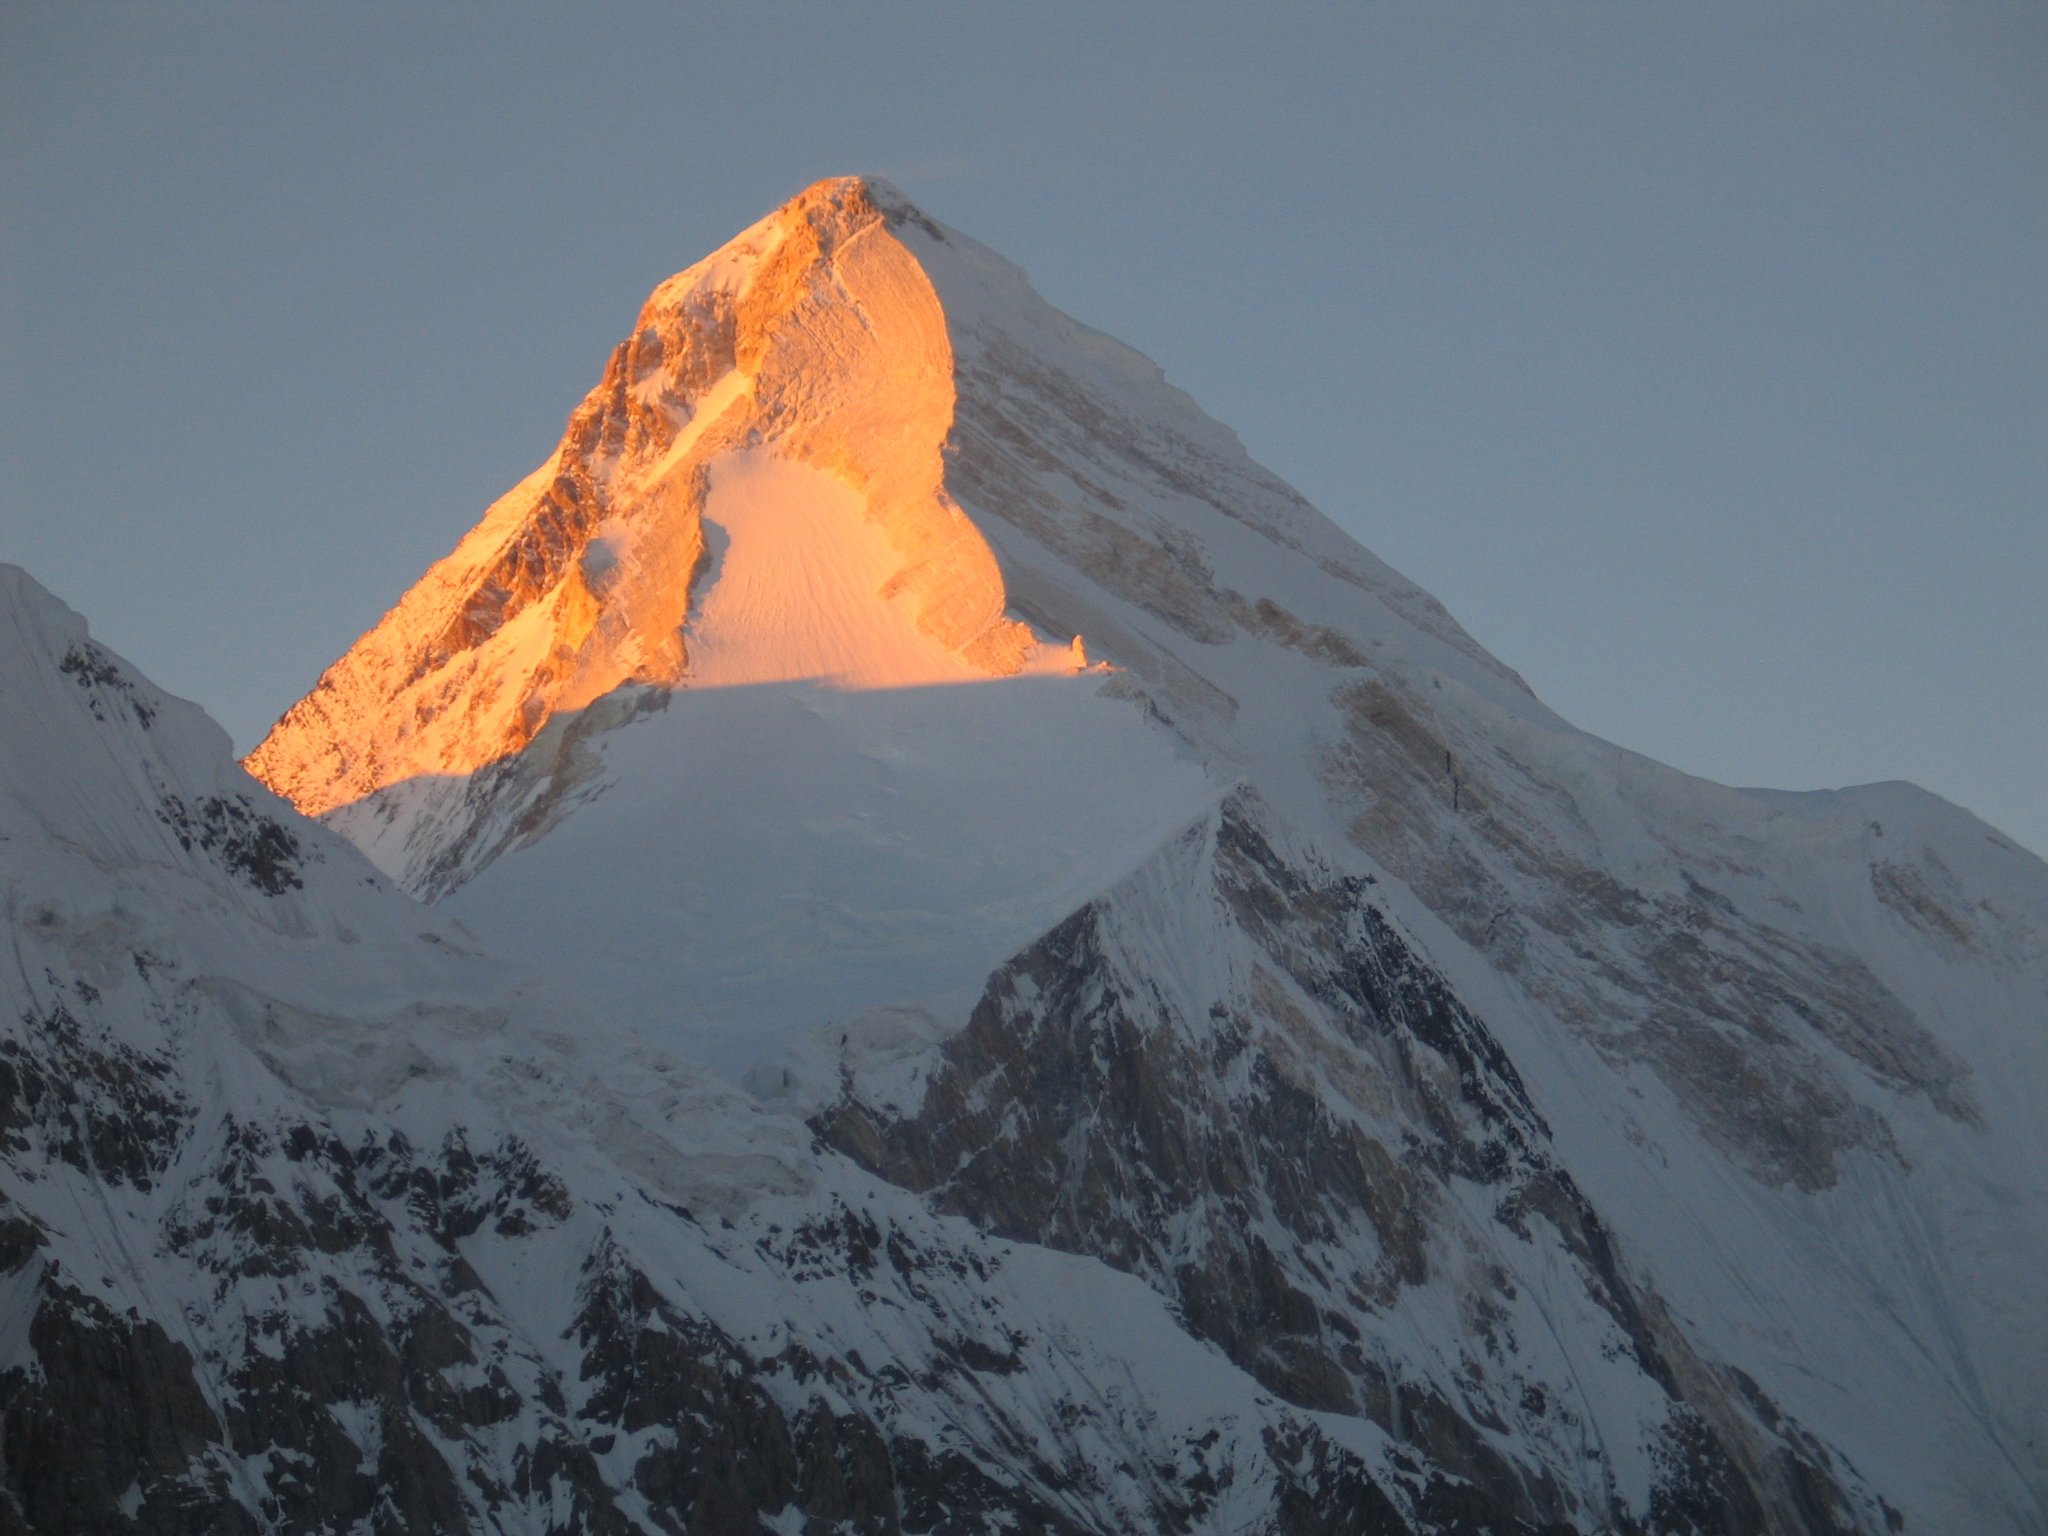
xmin=818 ymin=793 xmax=1895 ymax=1535
xmin=0 ymin=985 xmax=1448 ymax=1535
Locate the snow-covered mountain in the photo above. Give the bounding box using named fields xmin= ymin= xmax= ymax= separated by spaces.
xmin=10 ymin=176 xmax=2043 ymax=1533
xmin=2 ymin=569 xmax=1556 ymax=1533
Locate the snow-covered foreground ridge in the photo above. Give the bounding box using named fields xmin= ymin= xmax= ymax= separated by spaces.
xmin=7 ymin=173 xmax=2043 ymax=1533
xmin=4 ymin=566 xmax=1549 ymax=1533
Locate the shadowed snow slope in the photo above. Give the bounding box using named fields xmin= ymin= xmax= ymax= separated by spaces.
xmin=235 ymin=177 xmax=2048 ymax=1534
xmin=444 ymin=675 xmax=1213 ymax=1079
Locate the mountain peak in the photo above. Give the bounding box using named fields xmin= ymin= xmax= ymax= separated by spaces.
xmin=786 ymin=171 xmax=911 ymax=213
xmin=641 ymin=174 xmax=934 ymax=320
xmin=246 ymin=179 xmax=1053 ymax=825
xmin=783 ymin=172 xmax=928 ymax=226
xmin=246 ymin=177 xmax=1525 ymax=877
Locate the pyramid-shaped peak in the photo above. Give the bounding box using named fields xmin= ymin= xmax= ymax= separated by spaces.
xmin=245 ymin=175 xmax=1044 ymax=830
xmin=753 ymin=174 xmax=886 ymax=240
xmin=632 ymin=174 xmax=950 ymax=330
xmin=247 ymin=173 xmax=1507 ymax=858
xmin=701 ymin=174 xmax=937 ymax=262
xmin=783 ymin=174 xmax=926 ymax=226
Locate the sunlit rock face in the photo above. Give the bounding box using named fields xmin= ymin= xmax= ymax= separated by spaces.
xmin=219 ymin=178 xmax=2048 ymax=1534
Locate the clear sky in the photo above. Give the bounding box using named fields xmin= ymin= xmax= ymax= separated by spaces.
xmin=4 ymin=3 xmax=2043 ymax=856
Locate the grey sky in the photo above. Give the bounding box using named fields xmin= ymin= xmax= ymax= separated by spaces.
xmin=4 ymin=2 xmax=2043 ymax=856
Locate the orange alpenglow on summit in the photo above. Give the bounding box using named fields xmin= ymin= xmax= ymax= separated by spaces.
xmin=247 ymin=178 xmax=1062 ymax=825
